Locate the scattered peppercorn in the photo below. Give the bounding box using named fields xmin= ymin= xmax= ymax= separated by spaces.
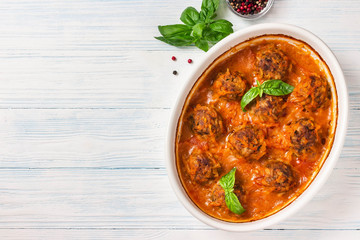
xmin=228 ymin=0 xmax=268 ymax=16
xmin=173 ymin=70 xmax=178 ymax=75
xmin=171 ymin=56 xmax=176 ymax=61
xmin=188 ymin=59 xmax=193 ymax=63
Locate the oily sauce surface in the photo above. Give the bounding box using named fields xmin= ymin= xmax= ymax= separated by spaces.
xmin=176 ymin=36 xmax=337 ymax=222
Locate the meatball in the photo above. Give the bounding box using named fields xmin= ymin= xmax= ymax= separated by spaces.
xmin=228 ymin=125 xmax=266 ymax=161
xmin=189 ymin=105 xmax=224 ymax=137
xmin=262 ymin=161 xmax=296 ymax=193
xmin=252 ymin=95 xmax=286 ymax=123
xmin=289 ymin=118 xmax=318 ymax=154
xmin=289 ymin=74 xmax=330 ymax=111
xmin=209 ymin=180 xmax=243 ymax=207
xmin=212 ymin=69 xmax=247 ymax=100
xmin=186 ymin=149 xmax=221 ymax=184
xmin=209 ymin=183 xmax=226 ymax=207
xmin=256 ymin=46 xmax=290 ymax=80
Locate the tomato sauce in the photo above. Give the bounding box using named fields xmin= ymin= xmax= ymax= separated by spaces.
xmin=175 ymin=35 xmax=337 ymax=222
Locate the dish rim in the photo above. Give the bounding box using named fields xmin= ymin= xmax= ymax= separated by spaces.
xmin=165 ymin=23 xmax=348 ymax=231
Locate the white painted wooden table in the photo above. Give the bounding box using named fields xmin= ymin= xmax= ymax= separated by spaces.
xmin=0 ymin=0 xmax=359 ymax=239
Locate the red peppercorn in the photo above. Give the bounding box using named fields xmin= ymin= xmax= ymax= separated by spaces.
xmin=171 ymin=56 xmax=176 ymax=61
xmin=188 ymin=59 xmax=193 ymax=63
xmin=229 ymin=0 xmax=268 ymax=16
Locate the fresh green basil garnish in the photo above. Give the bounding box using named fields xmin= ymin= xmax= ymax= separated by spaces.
xmin=180 ymin=7 xmax=200 ymax=26
xmin=262 ymin=80 xmax=295 ymax=96
xmin=219 ymin=167 xmax=245 ymax=215
xmin=240 ymin=87 xmax=260 ymax=112
xmin=225 ymin=191 xmax=244 ymax=215
xmin=241 ymin=80 xmax=294 ymax=111
xmin=155 ymin=0 xmax=233 ymax=52
xmin=209 ymin=19 xmax=234 ymax=34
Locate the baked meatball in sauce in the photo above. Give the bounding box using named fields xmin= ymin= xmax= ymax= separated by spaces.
xmin=251 ymin=95 xmax=287 ymax=123
xmin=227 ymin=125 xmax=266 ymax=161
xmin=288 ymin=118 xmax=319 ymax=155
xmin=212 ymin=69 xmax=247 ymax=100
xmin=209 ymin=181 xmax=244 ymax=208
xmin=261 ymin=161 xmax=297 ymax=193
xmin=185 ymin=149 xmax=221 ymax=185
xmin=188 ymin=104 xmax=224 ymax=138
xmin=176 ymin=36 xmax=337 ymax=223
xmin=255 ymin=45 xmax=290 ymax=81
xmin=289 ymin=74 xmax=330 ymax=111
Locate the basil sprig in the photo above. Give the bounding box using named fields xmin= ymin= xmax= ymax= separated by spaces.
xmin=155 ymin=0 xmax=233 ymax=52
xmin=241 ymin=80 xmax=294 ymax=111
xmin=219 ymin=167 xmax=245 ymax=215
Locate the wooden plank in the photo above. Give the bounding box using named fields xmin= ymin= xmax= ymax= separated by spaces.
xmin=0 ymin=51 xmax=357 ymax=109
xmin=0 ymin=0 xmax=357 ymax=51
xmin=0 ymin=109 xmax=167 ymax=168
xmin=0 ymin=108 xmax=357 ymax=169
xmin=0 ymin=229 xmax=358 ymax=240
xmin=0 ymin=168 xmax=359 ymax=230
xmin=0 ymin=2 xmax=357 ymax=110
xmin=0 ymin=51 xmax=358 ymax=110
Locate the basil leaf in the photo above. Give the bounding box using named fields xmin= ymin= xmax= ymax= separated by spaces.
xmin=199 ymin=9 xmax=208 ymax=22
xmin=212 ymin=0 xmax=220 ymax=11
xmin=203 ymin=28 xmax=227 ymax=43
xmin=195 ymin=39 xmax=209 ymax=52
xmin=200 ymin=0 xmax=219 ymax=21
xmin=155 ymin=0 xmax=233 ymax=52
xmin=158 ymin=24 xmax=192 ymax=37
xmin=192 ymin=22 xmax=206 ymax=38
xmin=154 ymin=36 xmax=194 ymax=47
xmin=209 ymin=20 xmax=234 ymax=34
xmin=219 ymin=167 xmax=236 ymax=190
xmin=241 ymin=87 xmax=260 ymax=111
xmin=180 ymin=7 xmax=200 ymax=26
xmin=262 ymin=80 xmax=295 ymax=96
xmin=201 ymin=0 xmax=219 ymax=12
xmin=219 ymin=168 xmax=245 ymax=215
xmin=225 ymin=192 xmax=246 ymax=215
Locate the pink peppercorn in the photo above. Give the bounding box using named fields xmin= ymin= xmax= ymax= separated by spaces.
xmin=228 ymin=0 xmax=268 ymax=15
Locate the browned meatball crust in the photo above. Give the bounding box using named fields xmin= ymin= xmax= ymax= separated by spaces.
xmin=209 ymin=180 xmax=243 ymax=207
xmin=256 ymin=47 xmax=290 ymax=80
xmin=209 ymin=183 xmax=226 ymax=207
xmin=186 ymin=149 xmax=221 ymax=184
xmin=262 ymin=161 xmax=296 ymax=193
xmin=289 ymin=118 xmax=318 ymax=154
xmin=213 ymin=69 xmax=247 ymax=100
xmin=228 ymin=126 xmax=266 ymax=161
xmin=189 ymin=105 xmax=224 ymax=137
xmin=253 ymin=95 xmax=286 ymax=123
xmin=289 ymin=74 xmax=330 ymax=111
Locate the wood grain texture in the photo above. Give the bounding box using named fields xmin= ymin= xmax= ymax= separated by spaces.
xmin=0 ymin=0 xmax=358 ymax=239
xmin=0 ymin=229 xmax=359 ymax=240
xmin=0 ymin=168 xmax=359 ymax=230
